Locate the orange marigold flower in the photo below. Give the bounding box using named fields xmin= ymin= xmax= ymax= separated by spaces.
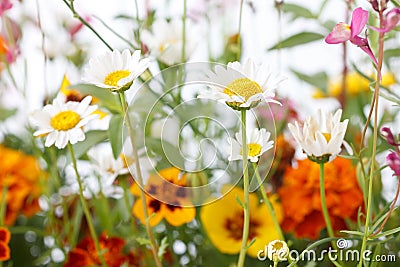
xmin=131 ymin=167 xmax=196 ymax=227
xmin=64 ymin=233 xmax=140 ymax=267
xmin=0 ymin=228 xmax=10 ymax=244
xmin=200 ymin=185 xmax=283 ymax=257
xmin=0 ymin=145 xmax=44 ymax=225
xmin=278 ymin=157 xmax=364 ymax=239
xmin=0 ymin=242 xmax=10 ymax=262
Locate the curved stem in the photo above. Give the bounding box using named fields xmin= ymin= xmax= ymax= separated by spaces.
xmin=252 ymin=162 xmax=284 ymax=240
xmin=319 ymin=163 xmax=336 ymax=248
xmin=68 ymin=143 xmax=107 ymax=267
xmin=370 ymin=177 xmax=400 ymax=237
xmin=118 ymin=92 xmax=163 ymax=267
xmin=237 ymin=110 xmax=250 ymax=267
xmin=358 ymin=12 xmax=385 ymax=267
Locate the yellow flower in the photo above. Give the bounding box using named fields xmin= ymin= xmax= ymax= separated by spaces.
xmin=313 ymin=72 xmax=396 ymax=98
xmin=200 ymin=185 xmax=282 ymax=257
xmin=131 ymin=167 xmax=195 ymax=227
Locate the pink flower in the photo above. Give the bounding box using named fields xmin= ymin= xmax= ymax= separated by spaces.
xmin=0 ymin=0 xmax=12 ymax=16
xmin=370 ymin=8 xmax=400 ymax=33
xmin=325 ymin=7 xmax=377 ymax=66
xmin=387 ymin=152 xmax=400 ymax=176
xmin=381 ymin=127 xmax=398 ymax=146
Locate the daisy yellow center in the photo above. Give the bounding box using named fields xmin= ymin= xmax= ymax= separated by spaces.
xmin=272 ymin=241 xmax=284 ymax=250
xmin=224 ymin=78 xmax=262 ymax=101
xmin=322 ymin=132 xmax=331 ymax=142
xmin=50 ymin=111 xmax=81 ymax=131
xmin=104 ymin=70 xmax=131 ymax=87
xmin=241 ymin=143 xmax=262 ymax=157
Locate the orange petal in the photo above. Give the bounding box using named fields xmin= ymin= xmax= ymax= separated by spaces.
xmin=132 ymin=198 xmax=164 ymax=227
xmin=0 ymin=242 xmax=10 ymax=262
xmin=163 ymin=204 xmax=195 ymax=226
xmin=0 ymin=228 xmax=10 ymax=244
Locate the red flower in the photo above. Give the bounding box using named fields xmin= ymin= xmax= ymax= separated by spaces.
xmin=64 ymin=233 xmax=140 ymax=267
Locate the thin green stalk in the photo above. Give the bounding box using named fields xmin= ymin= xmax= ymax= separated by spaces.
xmin=319 ymin=163 xmax=336 ymax=248
xmin=358 ymin=12 xmax=385 ymax=266
xmin=93 ymin=15 xmax=137 ymax=49
xmin=68 ymin=143 xmax=107 ymax=267
xmin=237 ymin=110 xmax=250 ymax=267
xmin=175 ymin=0 xmax=187 ymax=103
xmin=237 ymin=0 xmax=244 ymax=61
xmin=118 ymin=92 xmax=163 ymax=267
xmin=181 ymin=0 xmax=187 ymax=64
xmin=252 ymin=162 xmax=284 ymax=240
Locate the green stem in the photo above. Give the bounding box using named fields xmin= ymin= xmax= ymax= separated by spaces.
xmin=358 ymin=12 xmax=385 ymax=267
xmin=237 ymin=0 xmax=244 ymax=61
xmin=181 ymin=0 xmax=187 ymax=64
xmin=237 ymin=110 xmax=250 ymax=267
xmin=68 ymin=143 xmax=107 ymax=267
xmin=319 ymin=163 xmax=336 ymax=247
xmin=118 ymin=92 xmax=163 ymax=267
xmin=252 ymin=162 xmax=284 ymax=240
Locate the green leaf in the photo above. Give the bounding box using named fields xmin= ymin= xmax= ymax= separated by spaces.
xmin=136 ymin=237 xmax=151 ymax=245
xmin=374 ymin=226 xmax=400 ymax=238
xmin=390 ymin=0 xmax=400 ymax=7
xmin=235 ymin=195 xmax=244 ymax=208
xmin=71 ymin=83 xmax=121 ymax=113
xmin=291 ymin=69 xmax=328 ymax=92
xmin=0 ymin=108 xmax=17 ymax=121
xmin=340 ymin=230 xmax=364 ymax=236
xmin=282 ymin=3 xmax=315 ymax=20
xmin=72 ymin=130 xmax=108 ymax=160
xmin=268 ymin=32 xmax=325 ymax=50
xmin=109 ymin=114 xmax=126 ymax=159
xmin=158 ymin=237 xmax=169 ymax=260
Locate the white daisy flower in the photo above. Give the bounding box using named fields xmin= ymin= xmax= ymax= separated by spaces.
xmin=227 ymin=128 xmax=274 ymax=162
xmin=60 ymin=160 xmax=124 ymax=199
xmin=30 ymin=95 xmax=98 ymax=149
xmin=199 ymin=59 xmax=285 ymax=110
xmin=141 ymin=18 xmax=195 ymax=66
xmin=82 ymin=49 xmax=150 ymax=91
xmin=288 ymin=109 xmax=352 ymax=163
xmin=87 ymin=144 xmax=129 ymax=178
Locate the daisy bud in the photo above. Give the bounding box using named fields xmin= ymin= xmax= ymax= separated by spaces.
xmin=267 ymin=240 xmax=289 ymax=263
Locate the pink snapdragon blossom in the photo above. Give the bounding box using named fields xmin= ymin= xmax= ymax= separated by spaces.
xmin=0 ymin=0 xmax=12 ymax=16
xmin=370 ymin=8 xmax=400 ymax=33
xmin=387 ymin=152 xmax=400 ymax=176
xmin=325 ymin=7 xmax=377 ymax=66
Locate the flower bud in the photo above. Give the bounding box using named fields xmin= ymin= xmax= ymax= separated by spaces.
xmin=387 ymin=152 xmax=400 ymax=176
xmin=267 ymin=240 xmax=289 ymax=263
xmin=381 ymin=127 xmax=398 ymax=146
